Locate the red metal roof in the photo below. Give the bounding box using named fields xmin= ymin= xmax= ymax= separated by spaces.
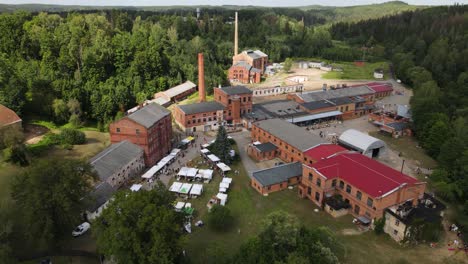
xmin=366 ymin=83 xmax=393 ymax=93
xmin=303 ymin=144 xmax=348 ymax=162
xmin=311 ymin=153 xmax=421 ymax=198
xmin=0 ymin=104 xmax=21 ymax=127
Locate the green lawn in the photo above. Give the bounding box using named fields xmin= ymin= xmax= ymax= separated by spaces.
xmin=181 ymin=92 xmax=215 ymax=105
xmin=322 ymin=61 xmax=390 ymax=80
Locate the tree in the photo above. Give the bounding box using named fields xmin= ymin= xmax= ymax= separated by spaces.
xmin=59 ymin=128 xmax=86 ymax=145
xmin=52 ymin=99 xmax=69 ymax=124
xmin=11 ymin=159 xmax=95 ymax=246
xmin=283 ymin=58 xmax=293 ymax=72
xmin=374 ymin=217 xmax=385 ymax=235
xmin=208 ymin=205 xmax=234 ymax=232
xmin=212 ymin=125 xmax=232 ymax=164
xmin=94 ymin=183 xmax=184 ymax=264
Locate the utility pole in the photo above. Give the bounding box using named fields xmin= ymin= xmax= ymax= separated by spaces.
xmin=400 ymin=159 xmax=405 ymax=173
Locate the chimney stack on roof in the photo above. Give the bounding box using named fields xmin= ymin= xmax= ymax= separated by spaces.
xmin=198 ymin=53 xmax=206 ymax=102
xmin=234 ymin=12 xmax=238 ymax=56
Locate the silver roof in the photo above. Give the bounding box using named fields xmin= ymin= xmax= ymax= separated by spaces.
xmin=252 ymin=162 xmax=302 ymax=186
xmin=127 ymin=103 xmax=170 ymax=128
xmin=162 ymin=81 xmax=196 ymax=99
xmin=298 ymin=86 xmax=375 ymax=103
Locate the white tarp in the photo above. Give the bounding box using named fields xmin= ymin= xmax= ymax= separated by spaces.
xmin=186 ymin=168 xmax=198 ymax=178
xmin=179 ymin=183 xmax=193 ymax=194
xmin=217 ymin=163 xmax=231 ymax=172
xmin=199 ymin=169 xmax=214 ymax=180
xmin=207 ymin=154 xmax=220 ymax=162
xmin=178 ymin=167 xmax=189 ymax=177
xmin=201 ymin=148 xmax=210 ymax=154
xmin=190 ymin=184 xmax=203 ymax=196
xmin=171 ymin=148 xmax=181 ymax=156
xmin=141 ymin=164 xmax=164 ymax=179
xmin=170 ymin=182 xmax=183 ymax=192
xmin=130 ymin=184 xmax=142 ymax=192
xmin=202 ymin=143 xmax=210 ymax=148
xmin=219 ymin=182 xmax=230 ymax=189
xmin=219 ymin=187 xmax=227 ymax=193
xmin=222 ymin=178 xmax=233 ymax=184
xmin=175 ymin=202 xmax=185 ymax=211
xmin=216 ymin=193 xmax=228 ymax=206
xmin=229 ymin=150 xmax=235 ymax=157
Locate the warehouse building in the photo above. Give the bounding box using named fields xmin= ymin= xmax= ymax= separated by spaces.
xmin=338 ymin=129 xmax=386 ymax=158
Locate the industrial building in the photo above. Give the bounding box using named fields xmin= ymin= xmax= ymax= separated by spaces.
xmin=251 ymin=162 xmax=302 ymax=195
xmin=153 ymin=81 xmax=197 ymax=106
xmin=338 ymin=129 xmax=386 ymax=158
xmin=110 ymin=103 xmax=172 ymax=167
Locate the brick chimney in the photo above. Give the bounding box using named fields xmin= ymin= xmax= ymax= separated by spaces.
xmin=198 ymin=53 xmax=206 ymax=102
xmin=234 ymin=12 xmax=238 ymax=56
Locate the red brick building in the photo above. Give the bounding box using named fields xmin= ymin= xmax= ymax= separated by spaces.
xmin=153 ymin=81 xmax=197 ymax=106
xmin=214 ymin=86 xmax=253 ymax=123
xmin=299 ymin=152 xmax=426 ymax=221
xmin=251 ymin=162 xmax=302 ymax=195
xmin=228 ymin=50 xmax=267 ymax=84
xmin=110 ymin=103 xmax=172 ymax=167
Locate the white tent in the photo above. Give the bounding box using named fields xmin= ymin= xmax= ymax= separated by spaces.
xmin=179 ymin=183 xmax=193 ymax=194
xmin=216 ymin=193 xmax=228 ymax=206
xmin=201 ymin=148 xmax=210 ymax=154
xmin=229 ymin=150 xmax=235 ymax=157
xmin=186 ymin=168 xmax=198 ymax=178
xmin=207 ymin=154 xmax=220 ymax=162
xmin=219 ymin=182 xmax=230 ymax=189
xmin=130 ymin=184 xmax=143 ymax=192
xmin=141 ymin=164 xmax=164 ymax=179
xmin=199 ymin=169 xmax=214 ymax=181
xmin=217 ymin=163 xmax=231 ymax=172
xmin=189 ymin=184 xmax=203 ymax=196
xmin=202 ymin=143 xmax=210 ymax=148
xmin=219 ymin=187 xmax=227 ymax=193
xmin=169 ymin=182 xmax=183 ymax=192
xmin=171 ymin=148 xmax=181 ymax=156
xmin=175 ymin=202 xmax=185 ymax=211
xmin=222 ymin=178 xmax=233 ymax=184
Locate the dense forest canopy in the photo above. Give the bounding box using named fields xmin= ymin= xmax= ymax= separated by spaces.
xmin=332 ymin=5 xmax=468 ymax=231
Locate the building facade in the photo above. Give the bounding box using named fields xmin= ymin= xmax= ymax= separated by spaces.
xmin=299 ymin=153 xmax=426 ymax=221
xmin=229 ymin=50 xmax=268 ymax=84
xmin=110 ymin=103 xmax=172 ymax=167
xmin=251 ymin=162 xmax=302 ymax=195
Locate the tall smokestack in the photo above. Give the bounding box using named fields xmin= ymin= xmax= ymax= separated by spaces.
xmin=234 ymin=12 xmax=238 ymax=56
xmin=198 ymin=53 xmax=206 ymax=102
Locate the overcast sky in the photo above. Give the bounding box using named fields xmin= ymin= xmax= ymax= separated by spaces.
xmin=0 ymin=0 xmax=464 ymax=7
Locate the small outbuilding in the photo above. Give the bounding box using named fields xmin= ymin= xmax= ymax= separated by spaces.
xmin=251 ymin=162 xmax=302 ymax=195
xmin=338 ymin=129 xmax=386 ymax=158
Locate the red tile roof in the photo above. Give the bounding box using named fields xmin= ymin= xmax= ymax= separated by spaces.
xmin=366 ymin=83 xmax=393 ymax=93
xmin=0 ymin=104 xmax=21 ymax=127
xmin=311 ymin=153 xmax=422 ymax=198
xmin=304 ymin=144 xmax=348 ymax=162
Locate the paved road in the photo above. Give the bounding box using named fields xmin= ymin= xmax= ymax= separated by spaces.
xmin=229 ymin=130 xmax=258 ymax=177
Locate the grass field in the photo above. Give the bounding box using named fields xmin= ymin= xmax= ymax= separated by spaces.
xmin=322 ymin=61 xmax=390 ymax=80
xmin=180 ymin=144 xmax=463 ymax=264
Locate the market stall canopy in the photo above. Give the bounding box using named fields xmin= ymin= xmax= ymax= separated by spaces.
xmin=222 ymin=178 xmax=233 ymax=184
xmin=207 ymin=154 xmax=220 ymax=162
xmin=219 ymin=182 xmax=230 ymax=189
xmin=216 ymin=193 xmax=228 ymax=206
xmin=169 ymin=182 xmax=183 ymax=192
xmin=199 ymin=169 xmax=214 ymax=180
xmin=202 ymin=143 xmax=210 ymax=148
xmin=217 ymin=163 xmax=231 ymax=172
xmin=190 ymin=184 xmax=203 ymax=196
xmin=179 ymin=183 xmax=193 ymax=194
xmin=130 ymin=184 xmax=142 ymax=192
xmin=219 ymin=187 xmax=227 ymax=193
xmin=175 ymin=202 xmax=185 ymax=211
xmin=186 ymin=168 xmax=198 ymax=178
xmin=170 ymin=148 xmax=181 ymax=155
xmin=141 ymin=163 xmax=164 ymax=178
xmin=201 ymin=148 xmax=210 ymax=154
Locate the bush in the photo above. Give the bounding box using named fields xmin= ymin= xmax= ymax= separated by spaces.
xmin=59 ymin=128 xmax=86 ymax=145
xmin=374 ymin=217 xmax=385 ymax=235
xmin=208 ymin=205 xmax=234 ymax=232
xmin=3 ymin=144 xmax=29 ymax=166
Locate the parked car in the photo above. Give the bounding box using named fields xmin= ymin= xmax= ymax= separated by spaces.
xmin=72 ymin=222 xmax=91 ymax=237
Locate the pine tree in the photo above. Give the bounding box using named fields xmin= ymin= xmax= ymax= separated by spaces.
xmin=213 ymin=125 xmax=232 ymax=164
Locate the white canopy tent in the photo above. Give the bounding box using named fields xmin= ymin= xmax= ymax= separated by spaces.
xmin=189 ymin=184 xmax=203 ymax=196
xmin=141 ymin=164 xmax=164 ymax=179
xmin=200 ymin=148 xmax=210 ymax=154
xmin=217 ymin=163 xmax=231 ymax=172
xmin=219 ymin=182 xmax=230 ymax=189
xmin=186 ymin=168 xmax=198 ymax=178
xmin=229 ymin=150 xmax=235 ymax=157
xmin=130 ymin=184 xmax=143 ymax=192
xmin=201 ymin=143 xmax=210 ymax=148
xmin=216 ymin=193 xmax=228 ymax=206
xmin=222 ymin=178 xmax=233 ymax=184
xmin=207 ymin=154 xmax=220 ymax=163
xmin=169 ymin=182 xmax=183 ymax=192
xmin=175 ymin=202 xmax=185 ymax=211
xmin=170 ymin=148 xmax=181 ymax=156
xmin=198 ymin=169 xmax=214 ymax=181
xmin=219 ymin=187 xmax=227 ymax=193
xmin=179 ymin=183 xmax=193 ymax=194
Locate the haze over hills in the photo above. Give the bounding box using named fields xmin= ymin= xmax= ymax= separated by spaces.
xmin=0 ymin=1 xmax=424 ymax=22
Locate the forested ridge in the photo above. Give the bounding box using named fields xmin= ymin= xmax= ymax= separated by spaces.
xmin=332 ymin=5 xmax=468 ymax=230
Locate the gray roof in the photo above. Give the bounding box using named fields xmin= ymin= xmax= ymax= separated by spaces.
xmin=90 ymin=141 xmax=143 ymax=182
xmin=243 ymin=50 xmax=268 ymax=59
xmin=254 ymin=118 xmax=326 ymax=151
xmin=252 ymin=162 xmax=302 ymax=186
xmin=251 ymin=67 xmax=262 ymax=73
xmin=127 ymin=103 xmax=170 ymax=128
xmin=218 ymin=86 xmax=253 ymax=95
xmin=178 ymin=101 xmax=225 ymax=115
xmin=298 ymin=86 xmax=375 ymax=103
xmin=386 ymin=122 xmax=409 ymax=131
xmin=301 ymin=97 xmax=354 ymax=111
xmin=233 ymin=61 xmax=252 ymax=71
xmin=254 ymin=100 xmax=306 ymax=118
xmin=255 ymin=142 xmax=277 ymax=152
xmin=86 ymin=182 xmax=116 ymax=212
xmin=162 ymin=81 xmax=196 ymax=99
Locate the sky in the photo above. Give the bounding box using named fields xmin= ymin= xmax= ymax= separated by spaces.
xmin=0 ymin=0 xmax=464 ymax=7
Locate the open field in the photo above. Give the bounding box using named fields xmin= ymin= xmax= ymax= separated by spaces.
xmin=322 ymin=61 xmax=390 ymax=80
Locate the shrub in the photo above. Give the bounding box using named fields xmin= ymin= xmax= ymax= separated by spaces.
xmin=374 ymin=217 xmax=385 ymax=235
xmin=60 ymin=128 xmax=86 ymax=145
xmin=208 ymin=205 xmax=234 ymax=232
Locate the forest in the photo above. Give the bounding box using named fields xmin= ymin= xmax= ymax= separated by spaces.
xmin=332 ymin=5 xmax=468 ymax=233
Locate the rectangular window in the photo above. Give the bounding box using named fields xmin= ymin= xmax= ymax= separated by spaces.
xmin=316 ymin=178 xmax=321 ymax=187
xmin=187 ymin=121 xmax=191 ymax=124
xmin=243 ymin=97 xmax=246 ymax=102
xmin=346 ymin=185 xmax=352 ymax=194
xmin=395 ymin=220 xmax=400 ymax=226
xmin=308 ymin=173 xmax=312 ymax=181
xmin=339 ymin=181 xmax=344 ymax=189
xmin=228 ymin=99 xmax=232 ymax=104
xmin=315 ymin=192 xmax=320 ymax=202
xmin=307 ymin=187 xmax=312 ymax=195
xmin=332 ymin=179 xmax=337 ymax=187
xmin=136 ymin=129 xmax=140 ymax=135
xmin=356 ymin=191 xmax=362 ymax=200
xmin=116 ymin=128 xmax=120 ymax=133
xmin=367 ymin=198 xmax=373 ymax=207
